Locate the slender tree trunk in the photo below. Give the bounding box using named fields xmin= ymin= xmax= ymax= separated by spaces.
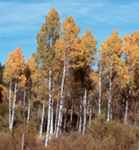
xmin=70 ymin=105 xmax=73 ymax=129
xmin=50 ymin=99 xmax=54 ymax=138
xmin=107 ymin=76 xmax=112 ymax=122
xmin=39 ymin=102 xmax=45 ymax=138
xmin=50 ymin=79 xmax=55 ymax=137
xmin=45 ymin=70 xmax=52 ymax=146
xmin=89 ymin=107 xmax=92 ymax=127
xmin=27 ymin=97 xmax=31 ymax=124
xmin=78 ymin=98 xmax=82 ymax=133
xmin=21 ymin=133 xmax=25 ymax=150
xmin=124 ymin=100 xmax=128 ymax=124
xmin=56 ymin=63 xmax=66 ymax=137
xmin=9 ymin=82 xmax=17 ymax=132
xmin=79 ymin=113 xmax=82 ymax=133
xmin=98 ymin=60 xmax=102 ymax=115
xmin=63 ymin=108 xmax=67 ymax=132
xmin=21 ymin=89 xmax=26 ymax=150
xmin=124 ymin=89 xmax=131 ymax=125
xmin=82 ymin=88 xmax=87 ymax=135
xmin=107 ymin=59 xmax=113 ymax=122
xmin=55 ymin=100 xmax=59 ymax=133
xmin=8 ymin=81 xmax=12 ymax=130
xmin=45 ymin=102 xmax=51 ymax=146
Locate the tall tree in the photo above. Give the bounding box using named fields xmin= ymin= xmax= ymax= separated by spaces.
xmin=36 ymin=8 xmax=60 ymax=146
xmin=55 ymin=16 xmax=80 ymax=137
xmin=123 ymin=32 xmax=139 ymax=124
xmin=101 ymin=32 xmax=122 ymax=122
xmin=4 ymin=48 xmax=25 ymax=131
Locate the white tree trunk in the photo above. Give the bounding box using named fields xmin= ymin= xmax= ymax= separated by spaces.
xmin=39 ymin=102 xmax=45 ymax=137
xmin=98 ymin=61 xmax=102 ymax=115
xmin=89 ymin=107 xmax=92 ymax=127
xmin=78 ymin=111 xmax=82 ymax=133
xmin=27 ymin=98 xmax=31 ymax=124
xmin=50 ymin=99 xmax=54 ymax=137
xmin=8 ymin=81 xmax=12 ymax=130
xmin=56 ymin=63 xmax=66 ymax=137
xmin=82 ymin=88 xmax=87 ymax=135
xmin=55 ymin=101 xmax=59 ymax=133
xmin=107 ymin=59 xmax=113 ymax=122
xmin=70 ymin=106 xmax=73 ymax=129
xmin=124 ymin=100 xmax=128 ymax=124
xmin=45 ymin=106 xmax=51 ymax=146
xmin=78 ymin=98 xmax=82 ymax=133
xmin=45 ymin=70 xmax=52 ymax=146
xmin=21 ymin=133 xmax=25 ymax=150
xmin=9 ymin=83 xmax=17 ymax=131
xmin=21 ymin=89 xmax=26 ymax=150
xmin=107 ymin=76 xmax=112 ymax=122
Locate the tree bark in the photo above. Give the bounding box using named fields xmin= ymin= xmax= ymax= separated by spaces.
xmin=70 ymin=105 xmax=73 ymax=129
xmin=21 ymin=89 xmax=26 ymax=150
xmin=56 ymin=63 xmax=66 ymax=137
xmin=98 ymin=60 xmax=102 ymax=115
xmin=8 ymin=81 xmax=12 ymax=130
xmin=27 ymin=97 xmax=31 ymax=124
xmin=89 ymin=107 xmax=92 ymax=127
xmin=78 ymin=97 xmax=82 ymax=133
xmin=50 ymin=99 xmax=54 ymax=138
xmin=124 ymin=89 xmax=131 ymax=125
xmin=9 ymin=82 xmax=17 ymax=132
xmin=39 ymin=102 xmax=45 ymax=137
xmin=82 ymin=88 xmax=87 ymax=135
xmin=63 ymin=108 xmax=67 ymax=132
xmin=124 ymin=100 xmax=128 ymax=124
xmin=107 ymin=58 xmax=113 ymax=122
xmin=107 ymin=76 xmax=112 ymax=122
xmin=21 ymin=133 xmax=25 ymax=150
xmin=45 ymin=69 xmax=52 ymax=146
xmin=55 ymin=100 xmax=59 ymax=134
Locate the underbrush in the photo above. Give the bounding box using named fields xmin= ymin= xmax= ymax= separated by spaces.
xmin=47 ymin=116 xmax=139 ymax=150
xmin=0 ymin=116 xmax=139 ymax=150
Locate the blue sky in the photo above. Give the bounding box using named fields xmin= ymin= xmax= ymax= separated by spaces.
xmin=0 ymin=0 xmax=139 ymax=63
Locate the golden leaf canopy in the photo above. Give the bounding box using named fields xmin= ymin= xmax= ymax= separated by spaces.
xmin=4 ymin=48 xmax=25 ymax=81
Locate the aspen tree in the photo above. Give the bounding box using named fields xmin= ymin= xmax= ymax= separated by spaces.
xmin=4 ymin=48 xmax=25 ymax=132
xmin=101 ymin=32 xmax=122 ymax=122
xmin=36 ymin=8 xmax=60 ymax=146
xmin=123 ymin=32 xmax=139 ymax=124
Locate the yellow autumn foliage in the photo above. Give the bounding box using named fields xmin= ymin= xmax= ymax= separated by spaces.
xmin=4 ymin=48 xmax=25 ymax=81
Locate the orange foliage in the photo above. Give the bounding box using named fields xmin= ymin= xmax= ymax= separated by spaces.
xmin=4 ymin=48 xmax=25 ymax=81
xmin=63 ymin=16 xmax=80 ymax=42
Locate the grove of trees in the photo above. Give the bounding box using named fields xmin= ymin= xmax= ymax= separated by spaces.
xmin=0 ymin=9 xmax=139 ymax=150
